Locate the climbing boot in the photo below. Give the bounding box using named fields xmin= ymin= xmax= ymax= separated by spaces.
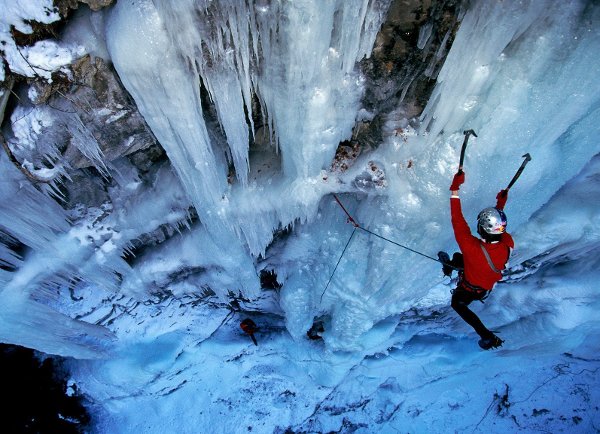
xmin=438 ymin=251 xmax=453 ymax=277
xmin=478 ymin=333 xmax=504 ymax=350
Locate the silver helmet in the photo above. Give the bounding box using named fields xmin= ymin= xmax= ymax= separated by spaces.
xmin=477 ymin=207 xmax=507 ymax=235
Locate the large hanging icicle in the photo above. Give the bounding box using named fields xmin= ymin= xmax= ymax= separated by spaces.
xmin=148 ymin=0 xmax=390 ymax=181
xmin=251 ymin=0 xmax=390 ymax=179
xmin=106 ymin=1 xmax=263 ymax=299
xmin=106 ymin=0 xmax=226 ymax=208
xmin=151 ymin=0 xmax=257 ymax=186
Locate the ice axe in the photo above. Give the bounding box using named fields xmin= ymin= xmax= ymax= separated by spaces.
xmin=506 ymin=153 xmax=532 ymax=190
xmin=458 ymin=129 xmax=478 ymax=172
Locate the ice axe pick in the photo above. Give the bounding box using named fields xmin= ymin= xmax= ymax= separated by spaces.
xmin=506 ymin=153 xmax=532 ymax=190
xmin=459 ymin=129 xmax=478 ymax=172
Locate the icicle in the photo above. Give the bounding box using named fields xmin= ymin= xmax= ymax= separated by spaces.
xmin=66 ymin=112 xmax=110 ymax=177
xmin=0 ymin=164 xmax=69 ymax=250
xmin=417 ymin=22 xmax=433 ymax=50
xmin=419 ymin=0 xmax=552 ymax=139
xmin=107 ymin=0 xmax=225 ymax=206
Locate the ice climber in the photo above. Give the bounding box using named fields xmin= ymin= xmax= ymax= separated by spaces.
xmin=240 ymin=318 xmax=258 ymax=346
xmin=441 ymin=170 xmax=514 ymax=350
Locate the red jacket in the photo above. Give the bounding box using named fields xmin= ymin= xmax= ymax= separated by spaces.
xmin=451 ymin=197 xmax=514 ymax=290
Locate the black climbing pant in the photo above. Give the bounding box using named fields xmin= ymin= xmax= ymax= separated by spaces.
xmin=451 ymin=285 xmax=493 ymax=339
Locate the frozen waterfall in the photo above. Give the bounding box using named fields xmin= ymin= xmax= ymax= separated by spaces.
xmin=0 ymin=2 xmax=599 ymax=429
xmin=0 ymin=0 xmax=599 ymax=355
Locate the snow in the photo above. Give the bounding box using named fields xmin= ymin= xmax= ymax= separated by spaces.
xmin=11 ymin=40 xmax=85 ymax=80
xmin=1 ymin=0 xmax=600 ymax=432
xmin=10 ymin=104 xmax=55 ymax=151
xmin=0 ymin=0 xmax=85 ymax=81
xmin=0 ymin=0 xmax=59 ymax=34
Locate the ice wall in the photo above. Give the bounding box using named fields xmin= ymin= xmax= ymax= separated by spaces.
xmin=277 ymin=0 xmax=600 ymax=350
xmin=2 ymin=0 xmax=600 ymax=356
xmin=419 ymin=0 xmax=600 ymax=230
xmin=0 ymin=156 xmax=117 ymax=358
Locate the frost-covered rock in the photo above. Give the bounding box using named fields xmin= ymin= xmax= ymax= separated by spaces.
xmin=61 ymin=55 xmax=157 ymax=168
xmin=7 ymin=55 xmax=157 ymax=178
xmin=79 ymin=0 xmax=114 ymax=11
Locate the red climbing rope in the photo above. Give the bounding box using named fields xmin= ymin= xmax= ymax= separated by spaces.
xmin=333 ymin=194 xmax=360 ymax=228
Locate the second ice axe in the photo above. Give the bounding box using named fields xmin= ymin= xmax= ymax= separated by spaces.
xmin=458 ymin=129 xmax=478 ymax=172
xmin=506 ymin=153 xmax=532 ymax=190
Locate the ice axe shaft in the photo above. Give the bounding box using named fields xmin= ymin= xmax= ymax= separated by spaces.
xmin=506 ymin=153 xmax=532 ymax=190
xmin=459 ymin=129 xmax=478 ymax=171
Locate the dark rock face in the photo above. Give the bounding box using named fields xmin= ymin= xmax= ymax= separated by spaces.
xmin=355 ymin=0 xmax=463 ymax=147
xmin=54 ymin=0 xmax=115 ymax=15
xmin=3 ymin=56 xmax=159 ymax=185
xmin=61 ymin=169 xmax=110 ymax=209
xmin=365 ymin=0 xmax=462 ymax=113
xmin=0 ymin=343 xmax=91 ymax=433
xmin=79 ymin=0 xmax=115 ymax=11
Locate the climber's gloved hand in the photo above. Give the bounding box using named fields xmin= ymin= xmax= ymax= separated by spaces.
xmin=449 ymin=170 xmax=465 ymax=191
xmin=496 ymin=189 xmax=508 ymax=210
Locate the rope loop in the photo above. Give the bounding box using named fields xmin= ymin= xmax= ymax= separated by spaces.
xmin=331 ymin=194 xmax=462 ymax=270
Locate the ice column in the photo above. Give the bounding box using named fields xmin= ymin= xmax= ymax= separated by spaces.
xmin=106 ymin=0 xmax=227 ymax=209
xmin=106 ymin=0 xmax=261 ymax=298
xmin=150 ymin=0 xmax=390 ymax=181
xmin=151 ymin=0 xmax=255 ymax=185
xmin=256 ymin=0 xmax=390 ymax=178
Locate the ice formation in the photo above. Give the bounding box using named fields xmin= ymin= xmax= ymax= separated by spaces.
xmin=105 ymin=0 xmax=390 ymax=262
